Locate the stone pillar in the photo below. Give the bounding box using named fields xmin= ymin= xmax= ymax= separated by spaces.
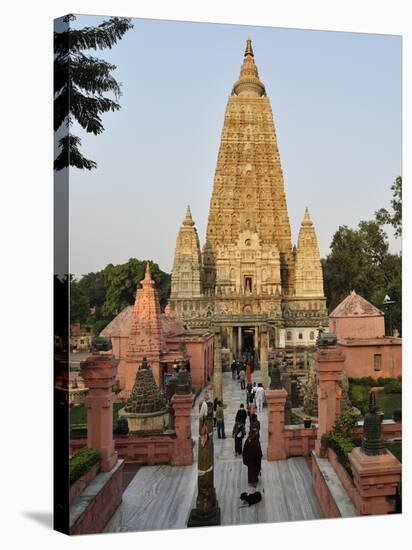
xmin=304 ymin=349 xmax=308 ymax=369
xmin=260 ymin=326 xmax=269 ymax=388
xmin=253 ymin=326 xmax=258 ymax=351
xmin=265 ymin=388 xmax=288 ymax=460
xmin=314 ymin=347 xmax=344 ymax=456
xmin=81 ymin=354 xmax=119 ymax=472
xmin=213 ymin=327 xmax=223 ymax=401
xmin=348 ymin=448 xmax=401 ymax=515
xmin=228 ymin=326 xmax=233 ymax=360
xmin=293 ymin=348 xmax=297 ymax=368
xmin=171 ymin=393 xmax=193 ymax=465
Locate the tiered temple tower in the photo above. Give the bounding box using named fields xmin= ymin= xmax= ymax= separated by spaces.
xmin=294 ymin=208 xmax=324 ymax=298
xmin=118 ymin=263 xmax=165 ymax=391
xmin=170 ymin=39 xmax=327 ymax=354
xmin=171 ymin=206 xmax=203 ymax=299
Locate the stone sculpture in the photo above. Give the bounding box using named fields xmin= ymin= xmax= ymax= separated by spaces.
xmin=269 ymin=363 xmax=282 ymax=389
xmin=187 ymin=399 xmax=220 ymax=526
xmin=361 ymin=391 xmax=386 ymax=456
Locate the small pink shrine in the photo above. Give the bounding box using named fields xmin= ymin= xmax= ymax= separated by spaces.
xmin=329 ymin=290 xmax=401 ymax=378
xmin=100 ymin=263 xmax=214 ymax=394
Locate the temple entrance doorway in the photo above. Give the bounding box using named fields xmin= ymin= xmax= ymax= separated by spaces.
xmin=242 ymin=327 xmax=255 ymax=365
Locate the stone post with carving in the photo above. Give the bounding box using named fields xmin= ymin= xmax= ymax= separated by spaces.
xmin=81 ymin=353 xmax=119 ymax=472
xmin=314 ymin=346 xmax=344 ymax=457
xmin=188 ymin=401 xmax=220 ymax=527
xmin=260 ymin=325 xmax=269 ymax=388
xmin=171 ymin=369 xmax=193 ymax=466
xmin=213 ymin=327 xmax=223 ymax=401
xmin=265 ymin=365 xmax=288 ymax=460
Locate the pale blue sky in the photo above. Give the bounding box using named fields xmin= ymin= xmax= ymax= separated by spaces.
xmin=68 ymin=16 xmax=401 ymax=277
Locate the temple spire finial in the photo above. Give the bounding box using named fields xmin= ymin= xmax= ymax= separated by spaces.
xmin=245 ymin=37 xmax=254 ymax=58
xmin=183 ymin=205 xmax=195 ymax=227
xmin=302 ymin=207 xmax=313 ymax=226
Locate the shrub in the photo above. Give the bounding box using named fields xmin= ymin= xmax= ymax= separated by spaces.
xmin=69 ymin=447 xmax=101 ymax=485
xmin=384 ymin=379 xmax=402 ymax=394
xmin=323 ymin=430 xmax=355 ymax=476
xmin=334 ymin=409 xmax=361 ymax=435
xmin=351 ymin=376 xmax=374 ymax=387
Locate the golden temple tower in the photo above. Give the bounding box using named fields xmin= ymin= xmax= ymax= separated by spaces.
xmin=294 ymin=208 xmax=324 ymax=297
xmin=171 ymin=206 xmax=203 ymax=299
xmin=170 ymin=39 xmax=327 ymax=354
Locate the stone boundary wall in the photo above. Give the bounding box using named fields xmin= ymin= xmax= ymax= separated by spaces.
xmin=283 ymin=426 xmax=317 ymax=457
xmin=70 ymin=460 xmax=124 ymax=535
xmin=70 ymin=432 xmax=189 ymax=465
xmin=69 ymin=462 xmax=100 ymax=506
xmin=327 ymin=448 xmax=360 ymax=509
xmin=311 ymin=453 xmax=343 ymax=518
xmin=279 ymin=421 xmax=400 ymax=460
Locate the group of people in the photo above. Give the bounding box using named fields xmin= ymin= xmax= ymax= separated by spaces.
xmin=232 ymin=403 xmax=263 ymax=487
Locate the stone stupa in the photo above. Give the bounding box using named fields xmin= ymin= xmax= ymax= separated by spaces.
xmin=119 ymin=357 xmax=169 ymax=432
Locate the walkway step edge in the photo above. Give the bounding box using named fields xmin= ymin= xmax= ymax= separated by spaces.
xmin=312 ymin=451 xmax=356 ymax=518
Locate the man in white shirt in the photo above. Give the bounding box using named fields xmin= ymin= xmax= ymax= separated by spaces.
xmin=255 ymin=383 xmax=265 ymax=414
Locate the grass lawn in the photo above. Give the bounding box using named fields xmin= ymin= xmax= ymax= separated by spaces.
xmin=349 ymin=384 xmax=401 ymax=419
xmin=70 ymin=402 xmax=125 ymax=428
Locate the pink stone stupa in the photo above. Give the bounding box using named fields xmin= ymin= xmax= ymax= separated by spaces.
xmin=119 ymin=263 xmax=165 ymax=391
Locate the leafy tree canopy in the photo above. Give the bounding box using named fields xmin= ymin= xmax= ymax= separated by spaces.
xmin=54 ymin=14 xmax=133 ymax=171
xmin=70 ymin=259 xmax=171 ymax=334
xmin=323 ymin=179 xmax=402 ymax=334
xmin=375 ymin=176 xmax=402 ymax=238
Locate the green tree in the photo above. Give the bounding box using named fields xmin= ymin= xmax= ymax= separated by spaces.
xmin=323 ymin=220 xmax=389 ymax=310
xmin=54 ymin=14 xmax=133 ymax=171
xmin=323 ymin=222 xmax=401 ymax=334
xmin=69 ymin=276 xmax=89 ymax=324
xmin=69 ymin=259 xmax=171 ymax=334
xmin=375 ymin=176 xmax=402 ymax=237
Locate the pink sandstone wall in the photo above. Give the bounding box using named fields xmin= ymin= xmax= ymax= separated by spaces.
xmin=327 ymin=448 xmax=360 ymax=510
xmin=311 ymin=454 xmax=342 ymax=518
xmin=269 ymin=422 xmax=401 ymax=461
xmin=330 ymin=316 xmax=385 ymax=339
xmin=70 ymin=461 xmax=124 ymax=535
xmin=337 ymin=342 xmax=401 ymax=378
xmin=283 ymin=427 xmax=317 ymax=457
xmin=185 ymin=338 xmax=214 ymax=388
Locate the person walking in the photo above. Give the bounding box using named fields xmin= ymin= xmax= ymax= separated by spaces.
xmin=239 ymin=368 xmax=246 ymax=390
xmin=255 ymin=382 xmax=265 ymax=413
xmin=235 ymin=403 xmax=247 ymax=426
xmin=246 ymin=363 xmax=252 ymax=385
xmin=249 ymin=412 xmax=260 ymax=436
xmin=213 ymin=397 xmax=218 ymax=427
xmin=242 ymin=431 xmax=263 ymax=487
xmin=232 ymin=420 xmax=246 ymax=456
xmin=215 ymin=400 xmax=226 ymax=439
xmin=231 ymin=360 xmax=237 ymax=380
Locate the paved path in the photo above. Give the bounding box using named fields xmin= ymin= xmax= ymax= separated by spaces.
xmin=105 ymin=372 xmax=322 ymax=532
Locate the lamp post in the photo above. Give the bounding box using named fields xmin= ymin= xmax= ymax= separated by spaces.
xmin=382 ymin=294 xmax=395 ymax=336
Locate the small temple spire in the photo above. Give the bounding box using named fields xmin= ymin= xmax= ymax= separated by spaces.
xmin=232 ymin=37 xmax=265 ymax=97
xmin=183 ymin=205 xmax=195 ymax=227
xmin=302 ymin=207 xmax=313 ymax=226
xmin=141 ymin=261 xmax=155 ymax=289
xmin=245 ymin=37 xmax=254 ymax=57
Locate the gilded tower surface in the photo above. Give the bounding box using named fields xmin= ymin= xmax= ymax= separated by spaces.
xmin=170 ymin=39 xmax=327 ymax=354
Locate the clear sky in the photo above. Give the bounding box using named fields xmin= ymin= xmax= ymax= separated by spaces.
xmin=68 ymin=15 xmax=401 ymax=277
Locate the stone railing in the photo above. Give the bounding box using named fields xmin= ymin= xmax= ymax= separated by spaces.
xmin=70 ymin=431 xmax=192 ymax=466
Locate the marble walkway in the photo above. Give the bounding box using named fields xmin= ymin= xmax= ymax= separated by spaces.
xmin=105 ymin=371 xmax=322 ymax=533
